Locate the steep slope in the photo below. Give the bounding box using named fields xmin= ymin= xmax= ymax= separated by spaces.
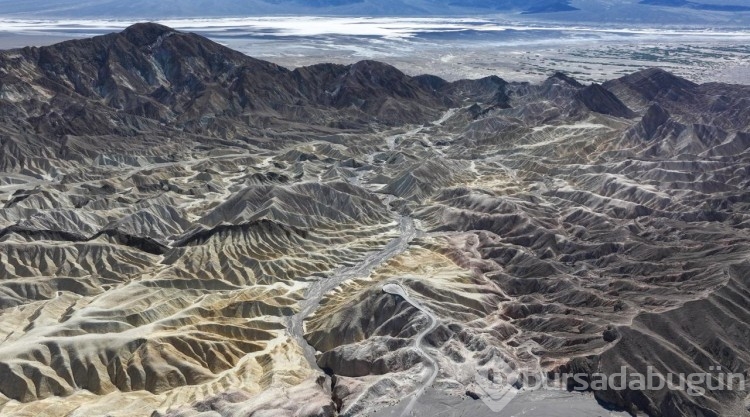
xmin=0 ymin=23 xmax=502 ymax=179
xmin=0 ymin=23 xmax=454 ymax=133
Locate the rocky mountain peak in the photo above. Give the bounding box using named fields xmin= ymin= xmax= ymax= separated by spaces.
xmin=549 ymin=71 xmax=584 ymax=87
xmin=641 ymin=102 xmax=671 ymax=136
xmin=120 ymin=22 xmax=176 ymax=47
xmin=602 ymin=67 xmax=698 ymax=105
xmin=576 ymin=83 xmax=636 ymax=118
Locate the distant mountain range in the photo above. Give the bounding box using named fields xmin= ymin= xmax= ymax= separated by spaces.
xmin=1 ymin=0 xmax=748 ymax=18
xmin=1 ymin=22 xmax=750 ymax=417
xmin=0 ymin=0 xmax=575 ymax=17
xmin=639 ymin=0 xmax=750 ymax=11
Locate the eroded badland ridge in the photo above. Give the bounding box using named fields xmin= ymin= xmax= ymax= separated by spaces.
xmin=0 ymin=23 xmax=748 ymax=417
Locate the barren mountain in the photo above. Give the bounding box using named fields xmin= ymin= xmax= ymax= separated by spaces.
xmin=0 ymin=23 xmax=748 ymax=417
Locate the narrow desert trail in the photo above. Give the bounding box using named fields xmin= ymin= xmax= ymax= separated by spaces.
xmin=286 ymin=109 xmax=456 ymax=370
xmin=382 ymin=283 xmax=440 ymax=417
xmin=286 ymin=213 xmax=417 ymax=370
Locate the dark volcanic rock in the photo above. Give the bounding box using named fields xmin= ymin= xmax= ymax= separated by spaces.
xmin=550 ymin=71 xmax=584 ymax=88
xmin=603 ymin=68 xmax=698 ymax=105
xmin=638 ymin=103 xmax=671 ymax=140
xmin=576 ymin=83 xmax=636 ymax=118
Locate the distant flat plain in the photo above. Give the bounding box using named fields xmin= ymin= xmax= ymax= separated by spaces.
xmin=0 ymin=17 xmax=748 ymax=84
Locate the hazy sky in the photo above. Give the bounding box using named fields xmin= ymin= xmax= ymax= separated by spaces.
xmin=0 ymin=0 xmax=748 ymax=26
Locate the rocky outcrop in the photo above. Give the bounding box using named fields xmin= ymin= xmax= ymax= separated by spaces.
xmin=576 ymin=83 xmax=635 ymax=118
xmin=603 ymin=67 xmax=698 ymax=110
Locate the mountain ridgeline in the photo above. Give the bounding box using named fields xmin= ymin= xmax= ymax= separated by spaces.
xmin=0 ymin=23 xmax=628 ymax=172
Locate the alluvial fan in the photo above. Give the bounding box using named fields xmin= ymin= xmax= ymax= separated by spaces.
xmin=0 ymin=23 xmax=748 ymax=417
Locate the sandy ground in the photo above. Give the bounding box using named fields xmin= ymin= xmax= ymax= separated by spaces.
xmin=371 ymin=388 xmax=632 ymax=417
xmin=0 ymin=34 xmax=76 ymax=49
xmin=225 ymin=37 xmax=750 ymax=84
